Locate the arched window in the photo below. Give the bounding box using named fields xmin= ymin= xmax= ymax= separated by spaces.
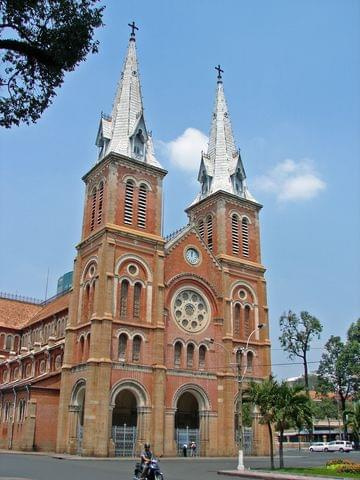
xmin=132 ymin=336 xmax=141 ymax=362
xmin=199 ymin=345 xmax=206 ymax=369
xmin=234 ymin=303 xmax=241 ymax=337
xmin=97 ymin=181 xmax=104 ymax=225
xmin=231 ymin=214 xmax=239 ymax=255
xmin=242 ymin=217 xmax=249 ymax=257
xmin=236 ymin=349 xmax=243 ymax=366
xmin=120 ymin=280 xmax=129 ymax=318
xmin=247 ymin=351 xmax=253 ymax=371
xmin=124 ymin=180 xmax=134 ymax=225
xmin=187 ymin=344 xmax=194 ymax=368
xmin=5 ymin=335 xmax=12 ymax=351
xmin=174 ymin=342 xmax=182 ymax=367
xmin=207 ymin=215 xmax=213 ymax=251
xmin=79 ymin=337 xmax=85 ymax=363
xmin=133 ymin=283 xmax=142 ymax=318
xmin=137 ymin=184 xmax=148 ymax=228
xmin=90 ymin=187 xmax=97 ymax=231
xmin=83 ymin=283 xmax=90 ymax=322
xmin=244 ymin=305 xmax=251 ymax=337
xmin=18 ymin=399 xmax=26 ymax=423
xmin=118 ymin=334 xmax=128 ymax=361
xmin=198 ymin=220 xmax=204 ymax=239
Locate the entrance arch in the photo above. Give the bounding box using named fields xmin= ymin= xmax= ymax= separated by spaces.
xmin=110 ymin=380 xmax=150 ymax=457
xmin=70 ymin=379 xmax=86 ymax=454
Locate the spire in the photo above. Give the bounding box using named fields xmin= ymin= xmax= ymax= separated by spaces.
xmin=193 ymin=66 xmax=255 ymax=204
xmin=95 ymin=23 xmax=162 ymax=168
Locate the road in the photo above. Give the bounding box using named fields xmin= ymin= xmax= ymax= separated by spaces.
xmin=0 ymin=450 xmax=359 ymax=480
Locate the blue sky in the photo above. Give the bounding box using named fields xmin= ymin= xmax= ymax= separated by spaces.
xmin=0 ymin=0 xmax=359 ymax=379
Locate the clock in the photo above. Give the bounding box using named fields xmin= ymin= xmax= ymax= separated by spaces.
xmin=185 ymin=247 xmax=200 ymax=265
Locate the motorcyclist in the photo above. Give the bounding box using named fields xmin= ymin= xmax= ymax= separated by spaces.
xmin=140 ymin=442 xmax=153 ymax=479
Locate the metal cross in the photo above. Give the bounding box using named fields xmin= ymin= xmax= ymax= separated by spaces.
xmin=215 ymin=64 xmax=224 ymax=80
xmin=128 ymin=21 xmax=139 ymax=37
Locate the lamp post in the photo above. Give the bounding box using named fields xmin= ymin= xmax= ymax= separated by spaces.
xmin=205 ymin=322 xmax=265 ymax=471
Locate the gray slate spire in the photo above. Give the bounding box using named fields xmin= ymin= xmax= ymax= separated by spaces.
xmin=193 ymin=71 xmax=255 ymax=204
xmin=95 ymin=26 xmax=162 ymax=168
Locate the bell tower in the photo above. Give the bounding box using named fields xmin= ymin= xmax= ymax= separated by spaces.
xmin=57 ymin=24 xmax=167 ymax=456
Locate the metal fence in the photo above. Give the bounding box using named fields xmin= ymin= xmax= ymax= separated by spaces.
xmin=176 ymin=427 xmax=200 ymax=456
xmin=112 ymin=425 xmax=137 ymax=457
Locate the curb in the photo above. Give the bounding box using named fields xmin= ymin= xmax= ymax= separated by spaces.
xmin=218 ymin=470 xmax=338 ymax=480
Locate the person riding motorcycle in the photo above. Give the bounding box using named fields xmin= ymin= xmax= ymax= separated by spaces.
xmin=140 ymin=442 xmax=153 ymax=479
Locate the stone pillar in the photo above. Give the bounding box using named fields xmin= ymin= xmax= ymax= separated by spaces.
xmin=199 ymin=410 xmax=210 ymax=456
xmin=136 ymin=406 xmax=152 ymax=455
xmin=108 ymin=405 xmax=115 ymax=457
xmin=252 ymin=406 xmax=270 ymax=456
xmin=152 ymin=366 xmax=165 ymax=456
xmin=164 ymin=408 xmax=177 ymax=456
xmin=21 ymin=400 xmax=36 ymax=451
xmin=67 ymin=405 xmax=80 ymax=455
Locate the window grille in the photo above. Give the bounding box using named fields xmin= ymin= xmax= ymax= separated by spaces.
xmin=132 ymin=336 xmax=141 ymax=362
xmin=244 ymin=306 xmax=251 ymax=337
xmin=174 ymin=342 xmax=182 ymax=367
xmin=90 ymin=188 xmax=97 ymax=231
xmin=133 ymin=283 xmax=142 ymax=318
xmin=234 ymin=303 xmax=241 ymax=336
xmin=198 ymin=220 xmax=204 ymax=239
xmin=187 ymin=344 xmax=194 ymax=368
xmin=199 ymin=345 xmax=206 ymax=369
xmin=137 ymin=184 xmax=147 ymax=228
xmin=120 ymin=280 xmax=129 ymax=318
xmin=242 ymin=217 xmax=249 ymax=257
xmin=207 ymin=215 xmax=213 ymax=251
xmin=118 ymin=334 xmax=127 ymax=361
xmin=232 ymin=214 xmax=239 ymax=255
xmin=97 ymin=182 xmax=104 ymax=225
xmin=124 ymin=180 xmax=134 ymax=225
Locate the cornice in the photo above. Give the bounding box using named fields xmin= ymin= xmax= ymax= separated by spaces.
xmin=186 ymin=190 xmax=262 ymax=214
xmin=217 ymin=254 xmax=266 ymax=273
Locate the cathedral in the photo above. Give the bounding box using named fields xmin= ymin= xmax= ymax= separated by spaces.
xmin=0 ymin=26 xmax=271 ymax=457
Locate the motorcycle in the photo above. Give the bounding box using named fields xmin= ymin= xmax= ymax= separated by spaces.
xmin=133 ymin=458 xmax=164 ymax=480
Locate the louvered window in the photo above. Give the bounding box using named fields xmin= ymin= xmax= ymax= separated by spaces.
xmin=118 ymin=334 xmax=127 ymax=361
xmin=207 ymin=215 xmax=213 ymax=251
xmin=234 ymin=303 xmax=241 ymax=337
xmin=198 ymin=220 xmax=204 ymax=239
xmin=199 ymin=345 xmax=206 ymax=369
xmin=174 ymin=342 xmax=182 ymax=367
xmin=132 ymin=336 xmax=141 ymax=362
xmin=187 ymin=344 xmax=194 ymax=368
xmin=97 ymin=182 xmax=104 ymax=225
xmin=133 ymin=283 xmax=142 ymax=318
xmin=124 ymin=180 xmax=134 ymax=225
xmin=137 ymin=184 xmax=147 ymax=228
xmin=242 ymin=217 xmax=249 ymax=257
xmin=232 ymin=214 xmax=239 ymax=255
xmin=90 ymin=188 xmax=97 ymax=231
xmin=120 ymin=280 xmax=129 ymax=318
xmin=244 ymin=305 xmax=251 ymax=337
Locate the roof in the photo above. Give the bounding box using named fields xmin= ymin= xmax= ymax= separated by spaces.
xmin=26 ymin=291 xmax=71 ymax=327
xmin=0 ymin=298 xmax=42 ymax=329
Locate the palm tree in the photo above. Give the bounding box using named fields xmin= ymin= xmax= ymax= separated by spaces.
xmin=346 ymin=402 xmax=360 ymax=448
xmin=247 ymin=377 xmax=278 ymax=470
xmin=274 ymin=382 xmax=313 ymax=468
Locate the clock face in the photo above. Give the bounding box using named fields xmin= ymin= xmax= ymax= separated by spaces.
xmin=185 ymin=247 xmax=200 ymax=265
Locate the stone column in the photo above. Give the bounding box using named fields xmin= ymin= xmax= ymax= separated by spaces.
xmin=136 ymin=406 xmax=152 ymax=455
xmin=199 ymin=410 xmax=210 ymax=456
xmin=164 ymin=408 xmax=177 ymax=456
xmin=108 ymin=404 xmax=115 ymax=457
xmin=67 ymin=405 xmax=80 ymax=455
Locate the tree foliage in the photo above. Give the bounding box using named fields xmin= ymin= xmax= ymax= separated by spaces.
xmin=345 ymin=402 xmax=360 ymax=447
xmin=0 ymin=0 xmax=104 ymax=127
xmin=279 ymin=311 xmax=322 ymax=392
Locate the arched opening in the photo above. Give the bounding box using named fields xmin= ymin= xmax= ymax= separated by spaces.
xmin=199 ymin=345 xmax=206 ymax=369
xmin=72 ymin=382 xmax=86 ymax=454
xmin=118 ymin=333 xmax=128 ymax=361
xmin=174 ymin=341 xmax=182 ymax=367
xmin=175 ymin=391 xmax=200 ymax=456
xmin=112 ymin=389 xmax=138 ymax=456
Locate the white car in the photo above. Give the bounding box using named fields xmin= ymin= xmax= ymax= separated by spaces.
xmin=309 ymin=442 xmax=329 ymax=452
xmin=327 ymin=440 xmax=353 ymax=452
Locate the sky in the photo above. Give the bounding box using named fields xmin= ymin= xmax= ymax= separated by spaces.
xmin=0 ymin=0 xmax=359 ymax=379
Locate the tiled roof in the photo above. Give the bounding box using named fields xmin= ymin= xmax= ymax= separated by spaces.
xmin=0 ymin=298 xmax=42 ymax=329
xmin=26 ymin=291 xmax=71 ymax=327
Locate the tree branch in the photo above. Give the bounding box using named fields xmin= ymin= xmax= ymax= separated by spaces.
xmin=0 ymin=39 xmax=58 ymax=68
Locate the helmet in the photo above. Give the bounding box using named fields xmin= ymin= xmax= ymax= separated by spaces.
xmin=144 ymin=443 xmax=150 ymax=449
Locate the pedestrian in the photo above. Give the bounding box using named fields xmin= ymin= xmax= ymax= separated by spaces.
xmin=190 ymin=441 xmax=197 ymax=457
xmin=182 ymin=443 xmax=187 ymax=457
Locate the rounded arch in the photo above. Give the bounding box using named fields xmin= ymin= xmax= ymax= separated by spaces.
xmin=110 ymin=379 xmax=150 ymax=408
xmin=138 ymin=179 xmax=152 ymax=191
xmin=122 ymin=174 xmax=137 ymax=185
xmin=229 ymin=280 xmax=258 ymax=304
xmin=71 ymin=378 xmax=86 ymax=405
xmin=80 ymin=257 xmax=98 ymax=283
xmin=115 ymin=254 xmax=153 ymax=282
xmin=172 ymin=383 xmax=211 ymax=411
xmin=240 ymin=214 xmax=252 ymax=224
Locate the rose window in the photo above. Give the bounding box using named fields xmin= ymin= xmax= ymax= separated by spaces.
xmin=172 ymin=289 xmax=210 ymax=333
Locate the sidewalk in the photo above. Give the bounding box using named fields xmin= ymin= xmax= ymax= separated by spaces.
xmin=218 ymin=469 xmax=338 ymax=480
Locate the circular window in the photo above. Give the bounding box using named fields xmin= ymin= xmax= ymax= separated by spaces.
xmin=127 ymin=264 xmax=138 ymax=276
xmin=89 ymin=265 xmax=96 ymax=277
xmin=239 ymin=289 xmax=247 ymax=300
xmin=171 ymin=288 xmax=210 ymax=333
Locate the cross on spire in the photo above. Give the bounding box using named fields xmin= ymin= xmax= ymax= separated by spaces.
xmin=128 ymin=21 xmax=139 ymax=38
xmin=215 ymin=64 xmax=224 ymax=80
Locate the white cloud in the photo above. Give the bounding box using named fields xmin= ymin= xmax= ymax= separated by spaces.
xmin=162 ymin=128 xmax=208 ymax=172
xmin=254 ymin=159 xmax=326 ymax=202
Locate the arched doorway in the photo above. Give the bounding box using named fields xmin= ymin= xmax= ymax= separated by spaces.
xmin=71 ymin=381 xmax=86 ymax=454
xmin=112 ymin=389 xmax=138 ymax=456
xmin=175 ymin=391 xmax=200 ymax=456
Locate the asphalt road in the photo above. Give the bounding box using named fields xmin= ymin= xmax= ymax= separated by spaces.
xmin=0 ymin=451 xmax=359 ymax=480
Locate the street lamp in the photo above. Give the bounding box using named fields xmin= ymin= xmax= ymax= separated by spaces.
xmin=206 ymin=323 xmax=266 ymax=470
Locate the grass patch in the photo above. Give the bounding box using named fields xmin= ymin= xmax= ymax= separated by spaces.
xmin=276 ymin=466 xmax=360 ymax=478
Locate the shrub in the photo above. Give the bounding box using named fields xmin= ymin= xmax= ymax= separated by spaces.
xmin=336 ymin=463 xmax=360 ymax=474
xmin=326 ymin=458 xmax=355 ymax=466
